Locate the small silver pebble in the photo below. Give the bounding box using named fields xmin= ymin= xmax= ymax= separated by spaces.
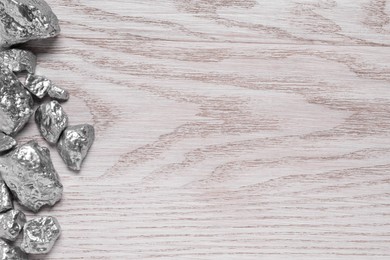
xmin=0 ymin=67 xmax=34 ymax=135
xmin=0 ymin=0 xmax=60 ymax=48
xmin=48 ymin=85 xmax=69 ymax=102
xmin=0 ymin=210 xmax=26 ymax=241
xmin=0 ymin=133 xmax=16 ymax=153
xmin=24 ymin=74 xmax=54 ymax=99
xmin=0 ymin=141 xmax=63 ymax=212
xmin=0 ymin=239 xmax=28 ymax=260
xmin=0 ymin=49 xmax=36 ymax=73
xmin=35 ymin=101 xmax=68 ymax=144
xmin=0 ymin=182 xmax=12 ymax=213
xmin=57 ymin=124 xmax=95 ymax=171
xmin=21 ymin=216 xmax=60 ymax=255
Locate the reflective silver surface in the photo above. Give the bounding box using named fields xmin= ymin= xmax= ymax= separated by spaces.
xmin=0 ymin=67 xmax=34 ymax=135
xmin=0 ymin=239 xmax=28 ymax=260
xmin=0 ymin=140 xmax=63 ymax=212
xmin=0 ymin=0 xmax=60 ymax=48
xmin=0 ymin=49 xmax=36 ymax=73
xmin=0 ymin=182 xmax=12 ymax=213
xmin=0 ymin=210 xmax=26 ymax=241
xmin=57 ymin=124 xmax=95 ymax=171
xmin=21 ymin=216 xmax=60 ymax=254
xmin=47 ymin=85 xmax=69 ymax=102
xmin=35 ymin=101 xmax=68 ymax=144
xmin=24 ymin=74 xmax=53 ymax=99
xmin=0 ymin=133 xmax=16 ymax=153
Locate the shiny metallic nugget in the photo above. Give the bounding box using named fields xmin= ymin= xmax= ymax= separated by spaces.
xmin=24 ymin=74 xmax=54 ymax=99
xmin=0 ymin=181 xmax=12 ymax=213
xmin=0 ymin=140 xmax=63 ymax=212
xmin=0 ymin=67 xmax=34 ymax=135
xmin=21 ymin=216 xmax=61 ymax=254
xmin=0 ymin=49 xmax=36 ymax=73
xmin=57 ymin=124 xmax=95 ymax=171
xmin=47 ymin=85 xmax=69 ymax=102
xmin=0 ymin=0 xmax=60 ymax=48
xmin=35 ymin=101 xmax=68 ymax=144
xmin=0 ymin=239 xmax=28 ymax=259
xmin=0 ymin=210 xmax=26 ymax=241
xmin=0 ymin=132 xmax=16 ymax=153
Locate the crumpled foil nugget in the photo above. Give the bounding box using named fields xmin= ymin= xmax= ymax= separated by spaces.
xmin=58 ymin=124 xmax=95 ymax=171
xmin=0 ymin=140 xmax=63 ymax=212
xmin=0 ymin=239 xmax=28 ymax=259
xmin=0 ymin=0 xmax=60 ymax=48
xmin=0 ymin=132 xmax=16 ymax=153
xmin=0 ymin=210 xmax=26 ymax=241
xmin=21 ymin=216 xmax=60 ymax=254
xmin=0 ymin=67 xmax=33 ymax=135
xmin=0 ymin=49 xmax=36 ymax=73
xmin=35 ymin=101 xmax=68 ymax=144
xmin=0 ymin=181 xmax=12 ymax=213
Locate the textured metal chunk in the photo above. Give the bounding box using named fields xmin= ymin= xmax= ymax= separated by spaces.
xmin=57 ymin=124 xmax=95 ymax=171
xmin=24 ymin=74 xmax=54 ymax=99
xmin=0 ymin=239 xmax=28 ymax=260
xmin=0 ymin=49 xmax=36 ymax=73
xmin=21 ymin=216 xmax=60 ymax=254
xmin=0 ymin=181 xmax=12 ymax=213
xmin=0 ymin=0 xmax=60 ymax=48
xmin=0 ymin=140 xmax=63 ymax=212
xmin=0 ymin=210 xmax=26 ymax=241
xmin=0 ymin=67 xmax=34 ymax=135
xmin=35 ymin=101 xmax=68 ymax=144
xmin=48 ymin=85 xmax=69 ymax=101
xmin=0 ymin=133 xmax=16 ymax=153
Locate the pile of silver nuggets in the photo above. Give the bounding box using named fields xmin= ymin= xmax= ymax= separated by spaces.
xmin=0 ymin=0 xmax=95 ymax=258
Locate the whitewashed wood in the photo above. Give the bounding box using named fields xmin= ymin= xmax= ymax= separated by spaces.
xmin=14 ymin=0 xmax=390 ymax=259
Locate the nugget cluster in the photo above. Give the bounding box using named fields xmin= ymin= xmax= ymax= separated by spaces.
xmin=0 ymin=0 xmax=94 ymax=258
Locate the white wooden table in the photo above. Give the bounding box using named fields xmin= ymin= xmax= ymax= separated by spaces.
xmin=19 ymin=0 xmax=390 ymax=259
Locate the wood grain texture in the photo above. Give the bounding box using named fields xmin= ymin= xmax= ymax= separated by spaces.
xmin=14 ymin=0 xmax=390 ymax=259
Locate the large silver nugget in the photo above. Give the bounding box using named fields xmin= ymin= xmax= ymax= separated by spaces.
xmin=0 ymin=49 xmax=36 ymax=73
xmin=0 ymin=239 xmax=28 ymax=260
xmin=0 ymin=67 xmax=34 ymax=135
xmin=0 ymin=141 xmax=63 ymax=212
xmin=21 ymin=216 xmax=60 ymax=254
xmin=0 ymin=210 xmax=26 ymax=241
xmin=35 ymin=101 xmax=68 ymax=144
xmin=47 ymin=85 xmax=69 ymax=101
xmin=0 ymin=181 xmax=12 ymax=213
xmin=57 ymin=124 xmax=95 ymax=171
xmin=0 ymin=0 xmax=60 ymax=48
xmin=24 ymin=74 xmax=52 ymax=99
xmin=0 ymin=132 xmax=16 ymax=153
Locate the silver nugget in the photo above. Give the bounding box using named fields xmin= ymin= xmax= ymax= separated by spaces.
xmin=0 ymin=141 xmax=63 ymax=212
xmin=21 ymin=216 xmax=60 ymax=254
xmin=0 ymin=0 xmax=60 ymax=48
xmin=0 ymin=49 xmax=36 ymax=73
xmin=0 ymin=181 xmax=12 ymax=213
xmin=48 ymin=85 xmax=69 ymax=101
xmin=0 ymin=132 xmax=16 ymax=152
xmin=0 ymin=239 xmax=28 ymax=260
xmin=35 ymin=101 xmax=68 ymax=144
xmin=0 ymin=67 xmax=34 ymax=135
xmin=24 ymin=74 xmax=54 ymax=99
xmin=57 ymin=124 xmax=95 ymax=171
xmin=0 ymin=210 xmax=26 ymax=241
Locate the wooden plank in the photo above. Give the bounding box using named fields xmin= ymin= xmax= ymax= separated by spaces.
xmin=17 ymin=0 xmax=390 ymax=259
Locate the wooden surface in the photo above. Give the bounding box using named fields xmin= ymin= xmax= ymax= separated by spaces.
xmin=16 ymin=0 xmax=390 ymax=259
